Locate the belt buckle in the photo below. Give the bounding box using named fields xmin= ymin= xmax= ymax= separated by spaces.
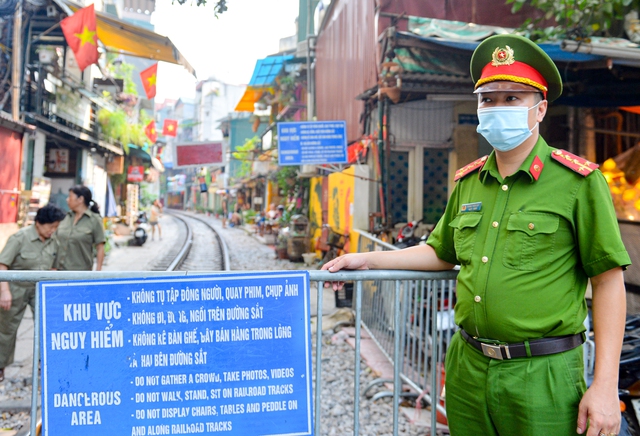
xmin=481 ymin=342 xmax=509 ymax=360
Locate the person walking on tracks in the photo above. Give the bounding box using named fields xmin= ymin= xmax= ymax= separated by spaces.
xmin=149 ymin=199 xmax=163 ymax=241
xmin=54 ymin=185 xmax=106 ymax=271
xmin=323 ymin=34 xmax=630 ymax=436
xmin=0 ymin=204 xmax=66 ymax=382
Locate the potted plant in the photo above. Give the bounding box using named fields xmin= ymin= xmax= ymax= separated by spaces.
xmin=275 ymin=228 xmax=289 ymax=260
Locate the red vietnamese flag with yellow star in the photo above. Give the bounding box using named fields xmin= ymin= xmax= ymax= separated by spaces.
xmin=140 ymin=64 xmax=158 ymax=99
xmin=60 ymin=4 xmax=99 ymax=71
xmin=162 ymin=119 xmax=178 ymax=137
xmin=145 ymin=121 xmax=158 ymax=143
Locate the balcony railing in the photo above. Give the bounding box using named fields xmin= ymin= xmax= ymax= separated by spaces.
xmin=23 ymin=64 xmax=121 ymax=152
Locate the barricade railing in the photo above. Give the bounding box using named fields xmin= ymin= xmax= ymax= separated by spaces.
xmin=353 ymin=230 xmax=458 ymax=433
xmin=0 ymin=267 xmax=459 ymax=436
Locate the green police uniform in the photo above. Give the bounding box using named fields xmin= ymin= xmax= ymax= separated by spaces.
xmin=0 ymin=225 xmax=58 ymax=368
xmin=428 ymin=137 xmax=630 ymax=435
xmin=55 ymin=210 xmax=105 ymax=271
xmin=426 ymin=34 xmax=631 ymax=435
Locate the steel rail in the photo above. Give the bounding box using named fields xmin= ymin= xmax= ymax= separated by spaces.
xmin=172 ymin=211 xmax=231 ymax=272
xmin=164 ymin=210 xmax=194 ymax=271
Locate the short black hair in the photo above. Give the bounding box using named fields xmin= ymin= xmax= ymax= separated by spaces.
xmin=35 ymin=204 xmax=66 ymax=224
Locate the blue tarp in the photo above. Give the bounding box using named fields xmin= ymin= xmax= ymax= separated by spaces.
xmin=248 ymin=55 xmax=295 ymax=87
xmin=401 ymin=32 xmax=603 ymax=64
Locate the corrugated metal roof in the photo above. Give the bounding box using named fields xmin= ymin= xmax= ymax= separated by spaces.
xmin=0 ymin=111 xmax=35 ymax=133
xmin=316 ymin=0 xmax=377 ymax=143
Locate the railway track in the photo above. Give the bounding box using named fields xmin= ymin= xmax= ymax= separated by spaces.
xmin=149 ymin=210 xmax=230 ymax=272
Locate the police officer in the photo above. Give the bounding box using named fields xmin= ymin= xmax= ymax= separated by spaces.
xmin=0 ymin=204 xmax=65 ymax=382
xmin=55 ymin=185 xmax=105 ymax=271
xmin=322 ymin=34 xmax=630 ymax=436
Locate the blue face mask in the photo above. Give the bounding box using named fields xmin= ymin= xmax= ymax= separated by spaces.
xmin=476 ymin=102 xmax=541 ymax=152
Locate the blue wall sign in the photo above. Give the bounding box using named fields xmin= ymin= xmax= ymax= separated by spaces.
xmin=39 ymin=272 xmax=313 ymax=436
xmin=277 ymin=121 xmax=348 ymax=166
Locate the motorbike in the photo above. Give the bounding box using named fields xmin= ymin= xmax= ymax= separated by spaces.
xmin=394 ymin=219 xmax=433 ymax=249
xmin=618 ymin=315 xmax=640 ymax=435
xmin=129 ymin=211 xmax=150 ymax=246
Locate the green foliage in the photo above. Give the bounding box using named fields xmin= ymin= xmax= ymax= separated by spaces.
xmin=506 ymin=0 xmax=639 ymax=41
xmin=243 ymin=208 xmax=257 ymax=223
xmin=279 ymin=208 xmax=292 ymax=227
xmin=232 ymin=136 xmax=261 ymax=179
xmin=172 ymin=0 xmax=227 ymax=13
xmin=274 ymin=165 xmax=300 ymax=199
xmin=105 ymin=53 xmax=138 ymax=96
xmin=139 ymin=184 xmax=156 ymax=208
xmin=97 ymin=108 xmax=151 ymax=150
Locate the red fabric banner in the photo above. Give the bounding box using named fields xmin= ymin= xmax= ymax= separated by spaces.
xmin=145 ymin=121 xmax=158 ymax=143
xmin=163 ymin=119 xmax=178 ymax=137
xmin=60 ymin=4 xmax=99 ymax=71
xmin=140 ymin=64 xmax=158 ymax=99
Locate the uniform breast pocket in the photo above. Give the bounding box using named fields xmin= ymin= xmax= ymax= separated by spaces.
xmin=503 ymin=212 xmax=559 ymax=271
xmin=75 ymin=229 xmax=93 ymax=243
xmin=19 ymin=251 xmax=40 ymax=268
xmin=449 ymin=213 xmax=482 ymax=265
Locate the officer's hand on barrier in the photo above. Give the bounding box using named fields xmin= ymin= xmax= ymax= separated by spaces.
xmin=321 ymin=253 xmax=369 ymax=291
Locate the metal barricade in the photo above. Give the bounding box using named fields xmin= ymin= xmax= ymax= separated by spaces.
xmin=353 ymin=230 xmax=458 ymax=434
xmin=0 ymin=267 xmax=458 ymax=436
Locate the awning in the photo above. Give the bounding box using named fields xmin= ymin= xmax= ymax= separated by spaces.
xmin=234 ymin=87 xmax=271 ymax=112
xmin=621 ymin=106 xmax=640 ymax=115
xmin=234 ymin=55 xmax=294 ymax=112
xmin=55 ymin=0 xmax=195 ymax=76
xmin=383 ymin=26 xmax=640 ymax=106
xmin=127 ymin=144 xmax=152 ymax=163
xmin=248 ymin=55 xmax=294 ymax=86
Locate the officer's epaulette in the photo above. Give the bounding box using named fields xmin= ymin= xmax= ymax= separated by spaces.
xmin=454 ymin=155 xmax=488 ymax=181
xmin=550 ymin=149 xmax=599 ymax=176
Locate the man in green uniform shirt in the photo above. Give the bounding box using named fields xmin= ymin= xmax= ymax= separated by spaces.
xmin=323 ymin=34 xmax=630 ymax=436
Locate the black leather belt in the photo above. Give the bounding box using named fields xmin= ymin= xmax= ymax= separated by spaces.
xmin=460 ymin=329 xmax=585 ymax=360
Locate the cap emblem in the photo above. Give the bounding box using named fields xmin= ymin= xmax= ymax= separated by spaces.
xmin=491 ymin=46 xmax=515 ymax=67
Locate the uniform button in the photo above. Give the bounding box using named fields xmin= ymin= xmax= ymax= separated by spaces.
xmin=501 ymin=185 xmax=508 ymax=191
xmin=474 ymin=296 xmax=482 ymax=303
xmin=482 ymin=256 xmax=488 ymax=263
xmin=492 ymin=221 xmax=499 ymax=228
xmin=528 ymin=223 xmax=535 ymax=230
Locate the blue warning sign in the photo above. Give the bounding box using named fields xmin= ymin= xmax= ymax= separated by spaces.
xmin=38 ymin=271 xmax=313 ymax=435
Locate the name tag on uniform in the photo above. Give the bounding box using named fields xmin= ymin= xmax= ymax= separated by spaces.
xmin=461 ymin=202 xmax=482 ymax=213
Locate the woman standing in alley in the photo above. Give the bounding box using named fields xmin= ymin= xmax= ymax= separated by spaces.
xmin=0 ymin=204 xmax=66 ymax=382
xmin=55 ymin=185 xmax=106 ymax=271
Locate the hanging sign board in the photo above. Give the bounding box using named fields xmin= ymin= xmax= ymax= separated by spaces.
xmin=127 ymin=166 xmax=144 ymax=183
xmin=277 ymin=121 xmax=347 ymax=166
xmin=175 ymin=142 xmax=224 ymax=169
xmin=38 ymin=271 xmax=313 ymax=436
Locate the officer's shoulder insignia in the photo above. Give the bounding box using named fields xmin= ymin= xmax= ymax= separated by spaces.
xmin=454 ymin=155 xmax=488 ymax=181
xmin=550 ymin=149 xmax=599 ymax=176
